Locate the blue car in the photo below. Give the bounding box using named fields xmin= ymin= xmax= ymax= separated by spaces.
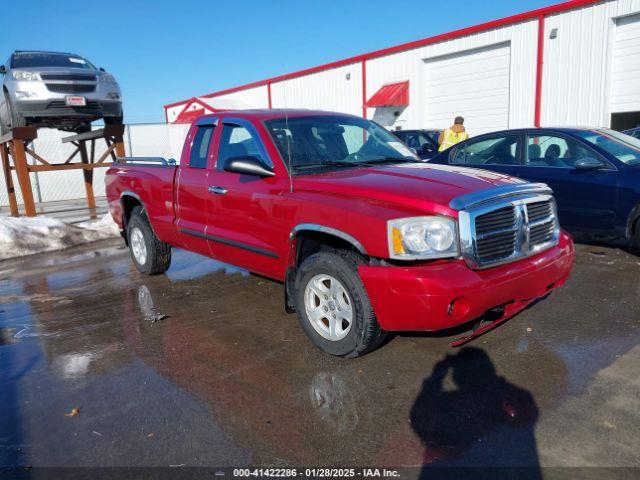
xmin=427 ymin=128 xmax=640 ymax=246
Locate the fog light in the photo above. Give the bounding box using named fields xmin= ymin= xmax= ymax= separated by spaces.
xmin=15 ymin=91 xmax=37 ymax=99
xmin=107 ymin=92 xmax=120 ymax=100
xmin=447 ymin=296 xmax=470 ymax=320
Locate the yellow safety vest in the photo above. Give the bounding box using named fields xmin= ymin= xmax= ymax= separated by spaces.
xmin=438 ymin=128 xmax=469 ymax=152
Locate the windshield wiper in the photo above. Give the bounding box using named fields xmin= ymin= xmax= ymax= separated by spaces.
xmin=293 ymin=157 xmax=419 ymax=172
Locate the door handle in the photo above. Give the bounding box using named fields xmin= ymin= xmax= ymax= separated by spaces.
xmin=209 ymin=186 xmax=228 ymax=195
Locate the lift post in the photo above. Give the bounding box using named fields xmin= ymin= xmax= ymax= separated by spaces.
xmin=0 ymin=125 xmax=125 ymax=218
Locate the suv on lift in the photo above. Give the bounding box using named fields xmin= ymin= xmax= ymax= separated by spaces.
xmin=0 ymin=50 xmax=123 ymax=134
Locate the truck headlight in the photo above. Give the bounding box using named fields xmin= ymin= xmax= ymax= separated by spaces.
xmin=12 ymin=71 xmax=41 ymax=81
xmin=388 ymin=216 xmax=459 ymax=260
xmin=100 ymin=73 xmax=117 ymax=83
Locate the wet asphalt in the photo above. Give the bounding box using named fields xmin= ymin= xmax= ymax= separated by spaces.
xmin=0 ymin=237 xmax=639 ymax=475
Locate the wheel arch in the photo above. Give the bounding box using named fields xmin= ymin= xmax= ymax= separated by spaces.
xmin=120 ymin=191 xmax=149 ymax=244
xmin=284 ymin=224 xmax=368 ymax=313
xmin=625 ymin=202 xmax=640 ymax=239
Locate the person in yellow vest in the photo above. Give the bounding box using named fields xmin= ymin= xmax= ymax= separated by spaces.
xmin=438 ymin=116 xmax=469 ymax=152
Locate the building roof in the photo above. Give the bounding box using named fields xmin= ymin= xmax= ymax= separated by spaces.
xmin=165 ymin=0 xmax=603 ymax=110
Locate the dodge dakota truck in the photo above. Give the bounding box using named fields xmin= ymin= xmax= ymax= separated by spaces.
xmin=105 ymin=110 xmax=574 ymax=357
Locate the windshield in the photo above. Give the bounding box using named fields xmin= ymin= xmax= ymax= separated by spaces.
xmin=11 ymin=52 xmax=96 ymax=70
xmin=265 ymin=115 xmax=419 ymax=174
xmin=575 ymin=129 xmax=640 ymax=166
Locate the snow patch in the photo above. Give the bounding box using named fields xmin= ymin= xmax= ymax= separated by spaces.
xmin=0 ymin=214 xmax=120 ymax=260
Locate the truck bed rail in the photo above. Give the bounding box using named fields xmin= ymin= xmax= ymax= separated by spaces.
xmin=115 ymin=157 xmax=176 ymax=166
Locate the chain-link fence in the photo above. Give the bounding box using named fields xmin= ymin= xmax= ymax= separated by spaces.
xmin=0 ymin=123 xmax=190 ymax=207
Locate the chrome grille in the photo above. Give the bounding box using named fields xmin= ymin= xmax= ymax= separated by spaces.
xmin=455 ymin=184 xmax=560 ymax=269
xmin=475 ymin=205 xmax=516 ymax=234
xmin=527 ymin=201 xmax=553 ymax=223
xmin=527 ymin=201 xmax=556 ymax=249
xmin=530 ymin=220 xmax=555 ymax=245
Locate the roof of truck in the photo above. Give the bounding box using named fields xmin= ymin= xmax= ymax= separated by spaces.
xmin=200 ymin=109 xmax=363 ymax=121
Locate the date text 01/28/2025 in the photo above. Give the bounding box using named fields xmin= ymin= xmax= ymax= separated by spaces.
xmin=231 ymin=468 xmax=400 ymax=477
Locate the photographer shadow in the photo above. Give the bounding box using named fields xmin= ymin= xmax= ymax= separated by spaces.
xmin=410 ymin=347 xmax=541 ymax=479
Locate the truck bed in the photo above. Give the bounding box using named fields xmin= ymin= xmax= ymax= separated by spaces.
xmin=105 ymin=158 xmax=179 ymax=246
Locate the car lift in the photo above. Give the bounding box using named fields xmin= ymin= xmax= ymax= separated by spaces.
xmin=0 ymin=125 xmax=125 ymax=218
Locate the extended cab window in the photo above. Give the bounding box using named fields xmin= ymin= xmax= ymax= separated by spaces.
xmin=217 ymin=124 xmax=263 ymax=171
xmin=189 ymin=125 xmax=214 ymax=168
xmin=451 ymin=135 xmax=519 ymax=166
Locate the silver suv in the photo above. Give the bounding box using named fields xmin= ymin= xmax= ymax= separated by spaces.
xmin=0 ymin=50 xmax=122 ymax=134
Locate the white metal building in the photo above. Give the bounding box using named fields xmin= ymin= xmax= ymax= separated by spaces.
xmin=164 ymin=0 xmax=640 ymax=136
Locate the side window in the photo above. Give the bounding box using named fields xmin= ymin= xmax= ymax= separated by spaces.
xmin=525 ymin=135 xmax=593 ymax=168
xmin=404 ymin=133 xmax=429 ymax=150
xmin=189 ymin=125 xmax=214 ymax=168
xmin=217 ymin=124 xmax=263 ymax=171
xmin=450 ymin=136 xmax=519 ymax=165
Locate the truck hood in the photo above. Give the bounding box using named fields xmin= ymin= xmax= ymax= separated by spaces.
xmin=294 ymin=163 xmax=526 ymax=214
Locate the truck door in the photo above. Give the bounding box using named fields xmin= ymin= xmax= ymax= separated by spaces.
xmin=175 ymin=117 xmax=218 ymax=257
xmin=205 ymin=118 xmax=287 ymax=279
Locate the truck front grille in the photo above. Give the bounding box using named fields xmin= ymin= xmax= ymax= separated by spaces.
xmin=527 ymin=201 xmax=556 ymax=247
xmin=46 ymin=84 xmax=96 ymax=94
xmin=459 ymin=195 xmax=559 ymax=269
xmin=474 ymin=206 xmax=518 ymax=264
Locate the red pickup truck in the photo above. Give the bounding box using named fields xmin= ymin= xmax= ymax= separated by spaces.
xmin=106 ymin=110 xmax=574 ymax=357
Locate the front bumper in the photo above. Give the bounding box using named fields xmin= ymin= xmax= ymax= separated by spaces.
xmin=358 ymin=231 xmax=574 ymax=332
xmin=8 ymin=78 xmax=122 ymax=119
xmin=13 ymin=99 xmax=122 ymax=119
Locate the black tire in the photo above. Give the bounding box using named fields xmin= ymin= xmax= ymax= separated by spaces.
xmin=127 ymin=206 xmax=172 ymax=275
xmin=294 ymin=249 xmax=387 ymax=357
xmin=4 ymin=92 xmax=26 ymax=131
xmin=104 ymin=114 xmax=123 ymax=126
xmin=633 ymin=218 xmax=640 ymax=252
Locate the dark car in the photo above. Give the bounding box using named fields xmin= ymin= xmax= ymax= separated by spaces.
xmin=394 ymin=129 xmax=441 ymax=159
xmin=623 ymin=127 xmax=640 ymax=139
xmin=428 ymin=127 xmax=640 ymax=246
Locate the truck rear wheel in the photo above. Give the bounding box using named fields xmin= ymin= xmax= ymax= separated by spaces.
xmin=127 ymin=206 xmax=172 ymax=275
xmin=294 ymin=249 xmax=387 ymax=357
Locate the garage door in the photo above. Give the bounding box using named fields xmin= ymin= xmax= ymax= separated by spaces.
xmin=424 ymin=43 xmax=511 ymax=136
xmin=610 ymin=13 xmax=640 ymax=114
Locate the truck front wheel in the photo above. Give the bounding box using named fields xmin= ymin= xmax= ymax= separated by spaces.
xmin=127 ymin=206 xmax=172 ymax=275
xmin=294 ymin=250 xmax=387 ymax=357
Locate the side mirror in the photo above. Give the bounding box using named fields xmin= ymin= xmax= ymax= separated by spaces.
xmin=0 ymin=65 xmax=5 ymax=74
xmin=99 ymin=67 xmax=106 ymax=72
xmin=574 ymin=157 xmax=604 ymax=170
xmin=225 ymin=156 xmax=275 ymax=177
